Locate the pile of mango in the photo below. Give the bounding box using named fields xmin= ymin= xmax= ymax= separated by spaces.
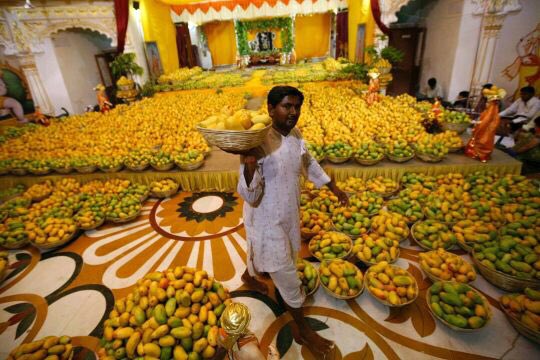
xmin=365 ymin=176 xmax=400 ymax=196
xmin=354 ymin=142 xmax=385 ymax=161
xmin=412 ymin=220 xmax=456 ymax=250
xmin=97 ymin=156 xmax=125 ymax=171
xmin=452 ymin=220 xmax=498 ymax=249
xmin=428 ymin=281 xmax=491 ymax=330
xmin=307 ymin=143 xmax=325 ymax=162
xmin=124 ymin=149 xmax=153 ymax=169
xmin=74 ymin=208 xmax=105 ymax=230
xmin=401 ymin=172 xmax=437 ymax=190
xmin=106 ymin=194 xmax=143 ymax=221
xmin=386 ymin=198 xmax=424 ymax=223
xmin=500 ymin=288 xmax=540 ymax=332
xmin=398 ymin=185 xmax=432 ymax=204
xmin=174 ymin=151 xmax=204 ymax=167
xmin=296 ymin=259 xmax=319 ymax=295
xmin=310 ymin=190 xmax=340 ymax=213
xmin=502 ymin=202 xmax=539 ymax=223
xmin=336 ymin=177 xmax=365 ymax=194
xmin=309 ymin=231 xmax=352 ymax=260
xmin=463 ymin=200 xmax=505 ymax=225
xmin=414 ymin=134 xmax=448 ymax=158
xmin=353 ymin=233 xmax=399 ymax=265
xmin=423 ymin=194 xmax=467 ymax=223
xmin=319 ymin=259 xmax=364 ymax=298
xmin=27 ymin=217 xmax=77 ymax=246
xmin=434 ymin=130 xmax=463 ymax=150
xmin=331 ymin=207 xmax=371 ymax=237
xmin=370 ymin=211 xmax=409 ymax=242
xmin=150 ymin=179 xmax=179 ymax=197
xmin=346 ymin=192 xmax=384 ymax=217
xmin=384 ymin=138 xmax=414 ymax=159
xmin=0 ymin=197 xmax=31 ymax=218
xmin=6 ymin=335 xmax=74 ymax=360
xmin=324 ymin=142 xmax=354 ymax=159
xmin=365 ymin=261 xmax=418 ymax=306
xmin=24 ymin=181 xmax=53 ymax=201
xmin=0 ymin=250 xmax=8 ymax=280
xmin=0 ymin=218 xmax=29 ymax=247
xmin=473 ymin=233 xmax=540 ymax=280
xmin=419 ymin=249 xmax=476 ymax=283
xmin=300 ymin=209 xmax=332 ymax=235
xmin=98 ymin=267 xmax=231 ymax=360
xmin=149 ymin=151 xmax=173 ymax=169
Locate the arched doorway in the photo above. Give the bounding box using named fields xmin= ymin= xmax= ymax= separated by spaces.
xmin=50 ymin=28 xmax=113 ymax=113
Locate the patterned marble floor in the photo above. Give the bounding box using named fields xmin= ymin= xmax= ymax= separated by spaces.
xmin=1 ymin=191 xmax=539 ymax=359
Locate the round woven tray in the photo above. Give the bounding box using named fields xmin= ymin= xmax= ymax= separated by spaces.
xmin=2 ymin=238 xmax=29 ymax=249
xmin=107 ymin=209 xmax=141 ymax=223
xmin=75 ymin=165 xmax=97 ymax=174
xmin=30 ymin=229 xmax=78 ymax=250
xmin=125 ymin=162 xmax=149 ymax=172
xmin=99 ymin=164 xmax=124 ymax=173
xmin=196 ymin=124 xmax=271 ymax=152
xmin=301 ymin=228 xmax=320 ymax=241
xmin=457 ymin=240 xmax=473 ymax=253
xmin=78 ymin=217 xmax=105 ymax=231
xmin=319 ymin=260 xmax=364 ymax=300
xmin=501 ymin=303 xmax=540 ymax=344
xmin=150 ymin=183 xmax=180 ymax=199
xmin=151 ymin=162 xmax=174 ymax=171
xmin=411 ymin=221 xmax=456 ymax=251
xmin=471 ymin=250 xmax=540 ymax=292
xmin=387 ymin=153 xmax=414 ymax=163
xmin=177 ymin=160 xmax=204 ymax=171
xmin=419 ymin=251 xmax=476 ymax=284
xmin=53 ymin=167 xmax=73 ymax=174
xmin=309 ymin=233 xmax=353 ymax=261
xmin=425 ymin=283 xmax=492 ymax=332
xmin=29 ymin=168 xmax=51 ymax=175
xmin=11 ymin=168 xmax=27 ymax=176
xmin=364 ymin=266 xmax=419 ymax=307
xmin=355 ymin=155 xmax=384 ymax=166
xmin=299 ymin=261 xmax=321 ymax=297
xmin=326 ymin=155 xmax=351 ymax=164
xmin=442 ymin=122 xmax=469 ymax=134
xmin=416 ymin=152 xmax=445 ymax=163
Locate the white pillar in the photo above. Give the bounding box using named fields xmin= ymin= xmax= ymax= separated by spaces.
xmin=18 ymin=53 xmax=54 ymax=115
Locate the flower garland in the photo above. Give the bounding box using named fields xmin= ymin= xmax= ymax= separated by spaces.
xmin=235 ymin=17 xmax=294 ymax=56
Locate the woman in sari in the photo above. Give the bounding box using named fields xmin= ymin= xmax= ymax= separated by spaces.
xmin=465 ymin=86 xmax=506 ymax=162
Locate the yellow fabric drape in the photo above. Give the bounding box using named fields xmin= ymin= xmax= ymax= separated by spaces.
xmin=140 ymin=0 xmax=179 ymax=74
xmin=348 ymin=0 xmax=376 ymax=63
xmin=295 ymin=13 xmax=331 ymax=59
xmin=203 ymin=21 xmax=237 ymax=66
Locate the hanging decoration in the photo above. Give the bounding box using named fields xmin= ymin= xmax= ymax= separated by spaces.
xmin=235 ymin=17 xmax=294 ymax=56
xmin=370 ymin=0 xmax=389 ymax=35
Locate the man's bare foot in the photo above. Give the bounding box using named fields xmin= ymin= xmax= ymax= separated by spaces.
xmin=241 ymin=271 xmax=268 ymax=295
xmin=299 ymin=329 xmax=334 ymax=358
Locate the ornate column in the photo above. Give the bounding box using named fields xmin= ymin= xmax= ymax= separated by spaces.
xmin=469 ymin=0 xmax=521 ymax=99
xmin=18 ymin=53 xmax=54 ymax=114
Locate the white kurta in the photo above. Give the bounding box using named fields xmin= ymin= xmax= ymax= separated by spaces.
xmin=237 ymin=127 xmax=330 ymax=274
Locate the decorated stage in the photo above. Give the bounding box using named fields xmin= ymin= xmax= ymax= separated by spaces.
xmin=0 ymin=148 xmax=522 ymax=191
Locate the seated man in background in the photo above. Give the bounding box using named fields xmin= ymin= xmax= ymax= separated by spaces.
xmin=506 ymin=116 xmax=540 ymax=174
xmin=453 ymin=91 xmax=470 ymax=108
xmin=499 ymin=86 xmax=540 ymax=133
xmin=422 ymin=77 xmax=444 ymax=101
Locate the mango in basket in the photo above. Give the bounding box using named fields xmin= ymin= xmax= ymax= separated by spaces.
xmin=331 ymin=207 xmax=371 ymax=236
xmin=452 ymin=220 xmax=498 ymax=247
xmin=0 ymin=219 xmax=29 ymax=246
xmin=353 ymin=233 xmax=399 ymax=264
xmin=296 ymin=259 xmax=318 ymax=294
xmin=300 ymin=209 xmax=332 ymax=234
xmin=355 ymin=142 xmax=384 ymax=160
xmin=365 ymin=176 xmax=399 ymax=195
xmin=309 ymin=231 xmax=351 ymax=260
xmin=98 ymin=266 xmax=231 ymax=360
xmin=386 ymin=198 xmax=424 ymax=223
xmin=319 ymin=259 xmax=363 ymax=297
xmin=24 ymin=181 xmax=53 ymax=201
xmin=366 ymin=262 xmax=417 ymax=305
xmin=151 ymin=179 xmax=179 ymax=194
xmin=413 ymin=220 xmax=456 ymax=250
xmin=7 ymin=335 xmax=74 ymax=360
xmin=419 ymin=249 xmax=476 ymax=282
xmin=30 ymin=217 xmax=77 ymax=245
xmin=500 ymin=288 xmax=540 ymax=331
xmin=201 ymin=109 xmax=271 ymax=130
xmin=370 ymin=211 xmax=409 ymax=242
xmin=336 ymin=176 xmax=365 ymax=193
xmin=106 ymin=194 xmax=142 ymax=220
xmin=428 ymin=281 xmax=490 ymax=330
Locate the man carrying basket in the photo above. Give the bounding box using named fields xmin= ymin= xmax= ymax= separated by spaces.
xmin=236 ymin=86 xmax=348 ymax=358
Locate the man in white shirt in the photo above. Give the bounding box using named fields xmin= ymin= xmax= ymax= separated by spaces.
xmin=237 ymin=86 xmax=348 ymax=358
xmin=499 ymin=86 xmax=540 ymax=132
xmin=422 ymin=77 xmax=444 ymax=100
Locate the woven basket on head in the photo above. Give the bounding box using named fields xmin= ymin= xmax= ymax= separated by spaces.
xmin=196 ymin=124 xmax=271 ymax=152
